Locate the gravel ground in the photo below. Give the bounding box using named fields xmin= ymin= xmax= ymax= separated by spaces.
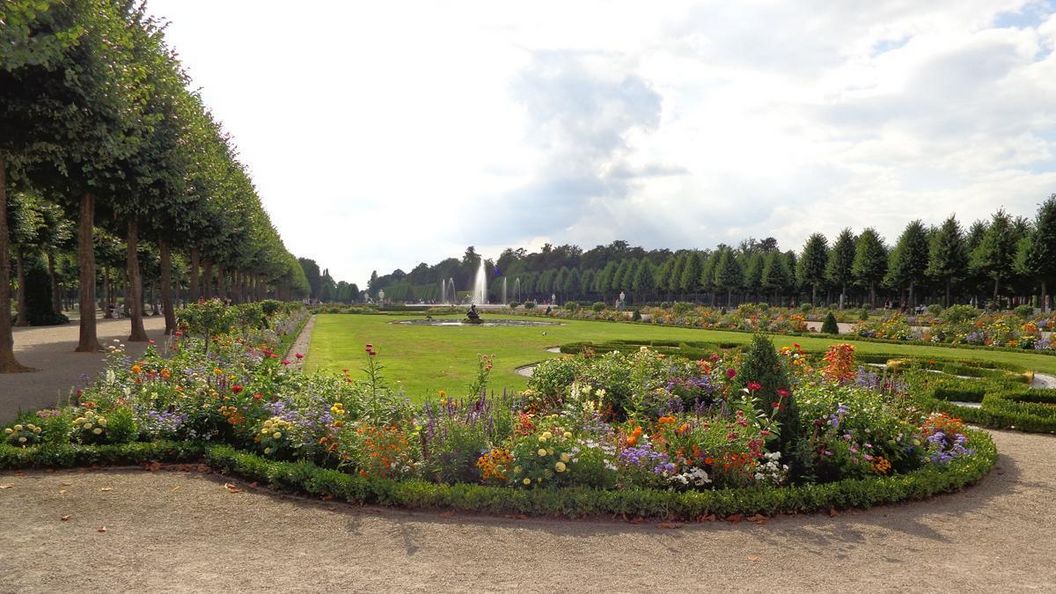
xmin=285 ymin=315 xmax=315 ymax=370
xmin=1 ymin=317 xmax=168 ymax=423
xmin=0 ymin=429 xmax=1053 ymax=593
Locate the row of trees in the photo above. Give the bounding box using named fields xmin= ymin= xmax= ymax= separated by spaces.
xmin=1 ymin=1 xmax=310 ymax=372
xmin=297 ymin=258 xmax=360 ymax=304
xmin=368 ymin=198 xmax=1056 ymax=310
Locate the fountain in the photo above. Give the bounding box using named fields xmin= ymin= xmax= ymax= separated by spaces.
xmin=502 ymin=277 xmax=507 ymax=305
xmin=448 ymin=277 xmax=456 ymax=303
xmin=472 ymin=259 xmax=487 ymax=304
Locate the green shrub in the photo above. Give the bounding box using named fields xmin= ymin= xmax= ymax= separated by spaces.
xmin=1014 ymin=304 xmax=1035 ymax=319
xmin=591 ymin=302 xmax=606 ymax=312
xmin=738 ymin=335 xmax=803 ymax=477
xmin=821 ymin=311 xmax=839 ymax=334
xmin=523 ymin=301 xmax=536 ymax=310
xmin=926 ymin=304 xmax=944 ymax=316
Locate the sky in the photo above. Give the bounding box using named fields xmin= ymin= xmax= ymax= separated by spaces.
xmin=146 ymin=0 xmax=1056 ymax=286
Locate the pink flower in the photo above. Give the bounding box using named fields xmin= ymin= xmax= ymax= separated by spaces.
xmin=726 ymin=368 xmax=737 ymax=379
xmin=747 ymin=381 xmax=762 ymax=392
xmin=295 ymin=353 xmax=304 ymax=359
xmin=281 ymin=359 xmax=291 ymax=365
xmin=777 ymin=388 xmax=790 ymax=398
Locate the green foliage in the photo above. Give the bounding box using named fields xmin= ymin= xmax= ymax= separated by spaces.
xmin=178 ymin=299 xmax=237 ymax=351
xmin=592 ymin=301 xmax=607 ymax=312
xmin=821 ymin=311 xmax=839 ymax=334
xmin=739 ymin=335 xmax=803 ymax=474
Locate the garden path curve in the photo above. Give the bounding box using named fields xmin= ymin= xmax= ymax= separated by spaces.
xmin=0 ymin=317 xmax=168 ymax=424
xmin=1 ymin=429 xmax=1054 ymax=592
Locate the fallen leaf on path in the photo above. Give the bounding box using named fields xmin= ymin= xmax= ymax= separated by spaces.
xmin=247 ymin=482 xmax=258 ymax=489
xmin=97 ymin=526 xmax=107 ymax=533
xmin=0 ymin=484 xmax=13 ymax=490
xmin=725 ymin=513 xmax=744 ymax=524
xmin=700 ymin=513 xmax=717 ymax=522
xmin=147 ymin=461 xmax=161 ymax=472
xmin=657 ymin=522 xmax=683 ymax=529
xmin=747 ymin=555 xmax=761 ymax=562
xmin=61 ymin=515 xmax=71 ymax=522
xmin=748 ymin=514 xmax=769 ymax=525
xmin=828 ymin=507 xmax=840 ymax=517
xmin=60 ymin=482 xmax=72 ymax=486
xmin=58 ymin=489 xmax=67 ymax=495
xmin=100 ymin=487 xmax=112 ymax=492
xmin=223 ymin=483 xmax=242 ymax=493
xmin=171 ymin=486 xmax=181 ymax=492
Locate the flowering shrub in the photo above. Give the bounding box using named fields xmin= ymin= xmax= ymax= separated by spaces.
xmin=4 ymin=422 xmax=43 ymax=447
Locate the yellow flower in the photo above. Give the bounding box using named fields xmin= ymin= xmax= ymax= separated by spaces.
xmin=540 ymin=431 xmax=552 ymax=442
xmin=13 ymin=424 xmax=22 ymax=432
xmin=214 ymin=368 xmax=223 ymax=376
xmin=522 ymin=478 xmax=531 ymax=485
xmin=537 ymin=448 xmax=547 ymax=457
xmin=562 ymin=432 xmax=572 ymax=440
xmin=560 ymin=453 xmax=571 ymax=463
xmin=554 ymin=462 xmax=566 ymax=473
xmin=272 ymin=432 xmax=282 ymax=439
xmin=92 ymin=428 xmax=103 ymax=435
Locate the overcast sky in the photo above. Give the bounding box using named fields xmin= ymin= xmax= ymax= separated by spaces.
xmin=147 ymin=0 xmax=1056 ymax=286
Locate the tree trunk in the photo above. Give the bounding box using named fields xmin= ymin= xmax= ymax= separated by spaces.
xmin=202 ymin=260 xmax=213 ymax=299
xmin=189 ymin=247 xmax=200 ymax=300
xmin=14 ymin=250 xmax=28 ymax=326
xmin=159 ymin=239 xmax=177 ymax=335
xmin=76 ymin=192 xmax=100 ymax=352
xmin=945 ymin=280 xmax=952 ymax=308
xmin=811 ymin=284 xmax=816 ymax=307
xmin=993 ymin=277 xmax=1000 ymax=307
xmin=1043 ymin=280 xmax=1049 ymax=313
xmin=47 ymin=251 xmax=62 ymax=315
xmin=216 ymin=264 xmax=225 ymax=301
xmin=125 ymin=219 xmax=148 ymax=342
xmin=0 ymin=156 xmax=31 ymax=371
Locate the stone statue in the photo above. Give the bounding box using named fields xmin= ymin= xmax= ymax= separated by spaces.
xmin=466 ymin=304 xmax=482 ymax=323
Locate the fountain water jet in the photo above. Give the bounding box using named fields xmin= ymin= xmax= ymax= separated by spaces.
xmin=472 ymin=260 xmax=487 ymax=304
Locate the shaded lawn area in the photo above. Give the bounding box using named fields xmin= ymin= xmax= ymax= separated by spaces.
xmin=305 ymin=314 xmax=1056 ymax=401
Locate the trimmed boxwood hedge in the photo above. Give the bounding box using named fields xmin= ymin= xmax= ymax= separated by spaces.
xmin=0 ymin=432 xmax=997 ymax=521
xmin=909 ymin=373 xmax=1056 ymax=434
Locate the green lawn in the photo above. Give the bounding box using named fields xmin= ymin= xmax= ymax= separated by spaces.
xmin=305 ymin=314 xmax=1056 ymax=401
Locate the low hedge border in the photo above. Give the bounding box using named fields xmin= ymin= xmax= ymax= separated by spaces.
xmin=912 ymin=374 xmax=1056 ymax=434
xmin=0 ymin=432 xmax=997 ymax=521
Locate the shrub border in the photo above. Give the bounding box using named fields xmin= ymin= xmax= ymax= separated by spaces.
xmin=0 ymin=431 xmax=997 ymax=521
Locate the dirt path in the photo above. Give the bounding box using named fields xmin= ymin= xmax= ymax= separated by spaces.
xmin=1 ymin=317 xmax=168 ymax=423
xmin=1 ymin=429 xmax=1053 ymax=592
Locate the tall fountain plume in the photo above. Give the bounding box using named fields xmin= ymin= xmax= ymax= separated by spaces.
xmin=472 ymin=259 xmax=487 ymax=304
xmin=502 ymin=277 xmax=507 ymax=305
xmin=448 ymin=277 xmax=456 ymax=303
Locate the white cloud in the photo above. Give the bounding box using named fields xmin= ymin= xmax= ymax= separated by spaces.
xmin=146 ymin=0 xmax=1056 ymax=283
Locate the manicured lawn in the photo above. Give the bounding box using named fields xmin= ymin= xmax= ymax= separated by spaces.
xmin=305 ymin=314 xmax=1056 ymax=401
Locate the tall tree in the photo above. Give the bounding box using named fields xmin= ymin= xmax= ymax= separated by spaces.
xmin=926 ymin=216 xmax=968 ymax=307
xmin=761 ymin=252 xmax=792 ymax=305
xmin=971 ymin=209 xmax=1018 ymax=305
xmin=797 ymin=233 xmax=828 ymax=306
xmin=826 ymin=229 xmax=856 ymax=308
xmin=885 ymin=220 xmax=929 ymax=307
xmin=714 ymin=247 xmax=743 ymax=306
xmin=852 ymin=228 xmax=887 ymax=306
xmin=1026 ymin=195 xmax=1056 ymax=311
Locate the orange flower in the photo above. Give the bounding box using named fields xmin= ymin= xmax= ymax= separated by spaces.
xmin=626 ymin=426 xmax=643 ymax=447
xmin=130 ymin=364 xmax=142 ymax=375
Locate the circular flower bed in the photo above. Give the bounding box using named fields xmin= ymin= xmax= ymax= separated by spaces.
xmin=0 ymin=304 xmax=999 ymax=520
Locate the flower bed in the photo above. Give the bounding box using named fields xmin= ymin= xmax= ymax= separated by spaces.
xmin=0 ymin=303 xmax=999 ymax=519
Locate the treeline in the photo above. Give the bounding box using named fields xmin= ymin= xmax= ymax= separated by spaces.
xmin=1 ymin=1 xmax=312 ymax=372
xmin=297 ymin=258 xmax=360 ymax=304
xmin=369 ymin=198 xmax=1056 ymax=310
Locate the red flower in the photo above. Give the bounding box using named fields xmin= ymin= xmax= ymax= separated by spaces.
xmin=281 ymin=359 xmax=291 ymax=365
xmin=295 ymin=353 xmax=304 ymax=359
xmin=777 ymin=388 xmax=790 ymax=398
xmin=726 ymin=368 xmax=737 ymax=379
xmin=231 ymin=385 xmax=243 ymax=394
xmin=747 ymin=381 xmax=762 ymax=391
xmin=253 ymin=392 xmax=263 ymax=401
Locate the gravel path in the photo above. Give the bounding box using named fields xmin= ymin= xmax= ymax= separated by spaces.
xmin=0 ymin=429 xmax=1053 ymax=592
xmin=1 ymin=317 xmax=168 ymax=423
xmin=285 ymin=315 xmax=315 ymax=371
